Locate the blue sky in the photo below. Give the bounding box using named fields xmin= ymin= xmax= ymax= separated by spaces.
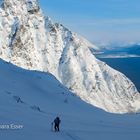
xmin=39 ymin=0 xmax=140 ymax=45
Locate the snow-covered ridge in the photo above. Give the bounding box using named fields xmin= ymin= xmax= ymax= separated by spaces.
xmin=0 ymin=0 xmax=140 ymax=113
xmin=1 ymin=58 xmax=140 ymax=140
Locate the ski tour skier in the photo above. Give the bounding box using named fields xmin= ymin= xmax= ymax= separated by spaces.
xmin=52 ymin=117 xmax=61 ymax=132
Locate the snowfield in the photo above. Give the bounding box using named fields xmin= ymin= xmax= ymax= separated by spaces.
xmin=0 ymin=0 xmax=140 ymax=113
xmin=0 ymin=59 xmax=140 ymax=140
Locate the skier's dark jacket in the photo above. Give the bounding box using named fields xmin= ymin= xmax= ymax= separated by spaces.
xmin=54 ymin=117 xmax=61 ymax=125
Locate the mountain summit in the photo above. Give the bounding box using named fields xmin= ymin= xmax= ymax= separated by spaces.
xmin=0 ymin=0 xmax=140 ymax=113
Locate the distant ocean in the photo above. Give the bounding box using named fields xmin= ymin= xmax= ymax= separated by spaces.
xmin=98 ymin=57 xmax=140 ymax=92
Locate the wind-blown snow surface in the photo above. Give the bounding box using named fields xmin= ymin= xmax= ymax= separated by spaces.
xmin=0 ymin=59 xmax=140 ymax=140
xmin=0 ymin=0 xmax=140 ymax=113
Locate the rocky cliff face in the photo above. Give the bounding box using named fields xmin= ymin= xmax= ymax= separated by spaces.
xmin=0 ymin=0 xmax=140 ymax=113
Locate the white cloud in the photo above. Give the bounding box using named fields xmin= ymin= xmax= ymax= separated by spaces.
xmin=91 ymin=18 xmax=140 ymax=25
xmin=68 ymin=18 xmax=140 ymax=26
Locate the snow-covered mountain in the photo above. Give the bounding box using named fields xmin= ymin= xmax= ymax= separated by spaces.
xmin=96 ymin=43 xmax=140 ymax=58
xmin=1 ymin=59 xmax=140 ymax=140
xmin=0 ymin=0 xmax=140 ymax=113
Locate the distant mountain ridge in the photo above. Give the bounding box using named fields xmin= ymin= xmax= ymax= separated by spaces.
xmin=96 ymin=44 xmax=140 ymax=58
xmin=0 ymin=0 xmax=140 ymax=113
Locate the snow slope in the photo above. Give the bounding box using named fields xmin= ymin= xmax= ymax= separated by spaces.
xmin=0 ymin=59 xmax=140 ymax=140
xmin=0 ymin=0 xmax=140 ymax=113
